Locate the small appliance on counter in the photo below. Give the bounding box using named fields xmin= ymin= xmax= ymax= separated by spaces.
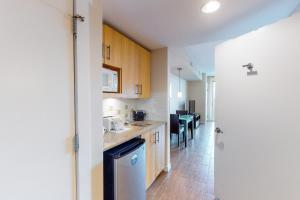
xmin=132 ymin=110 xmax=147 ymax=121
xmin=103 ymin=116 xmax=125 ymax=132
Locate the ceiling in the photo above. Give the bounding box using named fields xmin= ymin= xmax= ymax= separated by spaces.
xmin=103 ymin=0 xmax=300 ymax=77
xmin=168 ymin=47 xmax=202 ymax=81
xmin=186 ymin=40 xmax=222 ymax=76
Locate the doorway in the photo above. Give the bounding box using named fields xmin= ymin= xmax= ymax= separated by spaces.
xmin=207 ymin=76 xmax=216 ymax=122
xmin=211 ymin=81 xmax=216 ymax=121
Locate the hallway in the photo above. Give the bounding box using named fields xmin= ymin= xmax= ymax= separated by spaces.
xmin=147 ymin=123 xmax=215 ymax=200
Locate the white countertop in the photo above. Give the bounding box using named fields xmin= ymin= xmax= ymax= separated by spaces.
xmin=103 ymin=120 xmax=166 ymax=151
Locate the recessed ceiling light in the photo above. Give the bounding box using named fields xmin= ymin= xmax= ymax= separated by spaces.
xmin=202 ymin=0 xmax=221 ymax=14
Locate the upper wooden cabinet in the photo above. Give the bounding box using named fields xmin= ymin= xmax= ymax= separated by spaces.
xmin=103 ymin=24 xmax=124 ymax=68
xmin=137 ymin=46 xmax=151 ymax=99
xmin=102 ymin=24 xmax=151 ymax=99
xmin=122 ymin=37 xmax=139 ymax=98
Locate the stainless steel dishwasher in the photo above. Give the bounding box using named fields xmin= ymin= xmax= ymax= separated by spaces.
xmin=104 ymin=138 xmax=146 ymax=200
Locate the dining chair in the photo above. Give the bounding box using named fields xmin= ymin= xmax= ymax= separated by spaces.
xmin=170 ymin=114 xmax=185 ymax=147
xmin=176 ymin=110 xmax=188 ymax=115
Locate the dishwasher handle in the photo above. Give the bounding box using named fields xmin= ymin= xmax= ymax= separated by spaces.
xmin=113 ymin=138 xmax=145 ymax=159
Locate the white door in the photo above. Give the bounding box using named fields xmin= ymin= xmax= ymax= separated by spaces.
xmin=215 ymin=14 xmax=300 ymax=200
xmin=0 ymin=1 xmax=76 ymax=200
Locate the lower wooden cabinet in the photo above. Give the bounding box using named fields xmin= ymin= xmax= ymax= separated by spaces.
xmin=155 ymin=125 xmax=165 ymax=177
xmin=143 ymin=130 xmax=156 ymax=189
xmin=142 ymin=125 xmax=166 ymax=189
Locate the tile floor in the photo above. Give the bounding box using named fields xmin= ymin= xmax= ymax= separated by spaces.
xmin=147 ymin=123 xmax=215 ymax=200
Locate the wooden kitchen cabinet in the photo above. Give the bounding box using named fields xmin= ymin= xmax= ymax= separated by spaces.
xmin=102 ymin=24 xmax=151 ymax=99
xmin=155 ymin=125 xmax=165 ymax=176
xmin=142 ymin=131 xmax=156 ymax=189
xmin=137 ymin=46 xmax=151 ymax=99
xmin=103 ymin=24 xmax=124 ymax=68
xmin=143 ymin=125 xmax=166 ymax=189
xmin=122 ymin=37 xmax=139 ymax=98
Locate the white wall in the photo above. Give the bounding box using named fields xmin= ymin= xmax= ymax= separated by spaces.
xmin=187 ymin=74 xmax=207 ymax=122
xmin=103 ymin=98 xmax=137 ymax=121
xmin=169 ymin=73 xmax=188 ymax=114
xmin=215 ymin=12 xmax=300 ymax=200
xmin=0 ymin=1 xmax=103 ymax=200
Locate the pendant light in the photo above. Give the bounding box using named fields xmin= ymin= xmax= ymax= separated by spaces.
xmin=177 ymin=67 xmax=183 ymax=98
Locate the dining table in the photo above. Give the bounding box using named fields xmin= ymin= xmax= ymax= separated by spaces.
xmin=179 ymin=115 xmax=194 ymax=147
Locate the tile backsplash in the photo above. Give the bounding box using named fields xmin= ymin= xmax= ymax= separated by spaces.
xmin=103 ymin=98 xmax=137 ymax=121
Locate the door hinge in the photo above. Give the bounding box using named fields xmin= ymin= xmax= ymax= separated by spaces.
xmin=72 ymin=14 xmax=85 ymax=39
xmin=73 ymin=134 xmax=79 ymax=153
xmin=73 ymin=15 xmax=85 ymax=22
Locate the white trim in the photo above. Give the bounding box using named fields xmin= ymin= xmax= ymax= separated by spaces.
xmin=164 ymin=162 xmax=172 ymax=172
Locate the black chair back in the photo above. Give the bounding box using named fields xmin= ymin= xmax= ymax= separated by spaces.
xmin=176 ymin=110 xmax=188 ymax=115
xmin=170 ymin=114 xmax=180 ymax=134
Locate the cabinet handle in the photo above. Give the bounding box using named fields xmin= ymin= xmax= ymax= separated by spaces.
xmin=102 ymin=44 xmax=105 ymax=59
xmin=153 ymin=133 xmax=157 ymax=144
xmin=106 ymin=45 xmax=111 ymax=60
xmin=135 ymin=84 xmax=142 ymax=95
xmin=157 ymin=131 xmax=160 ymax=143
xmin=135 ymin=84 xmax=139 ymax=94
xmin=137 ymin=85 xmax=142 ymax=95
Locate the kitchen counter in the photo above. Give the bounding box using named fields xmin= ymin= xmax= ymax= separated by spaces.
xmin=103 ymin=120 xmax=166 ymax=151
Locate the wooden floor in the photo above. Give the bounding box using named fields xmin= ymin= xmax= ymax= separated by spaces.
xmin=147 ymin=123 xmax=215 ymax=200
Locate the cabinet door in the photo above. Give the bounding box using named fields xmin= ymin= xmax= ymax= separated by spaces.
xmin=103 ymin=25 xmax=123 ymax=68
xmin=155 ymin=125 xmax=165 ymax=176
xmin=137 ymin=47 xmax=151 ymax=99
xmin=142 ymin=131 xmax=157 ymax=189
xmin=102 ymin=25 xmax=151 ymax=99
xmin=122 ymin=38 xmax=139 ymax=98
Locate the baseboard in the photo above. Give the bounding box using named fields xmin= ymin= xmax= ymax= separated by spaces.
xmin=206 ymin=120 xmax=215 ymax=122
xmin=164 ymin=162 xmax=171 ymax=172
